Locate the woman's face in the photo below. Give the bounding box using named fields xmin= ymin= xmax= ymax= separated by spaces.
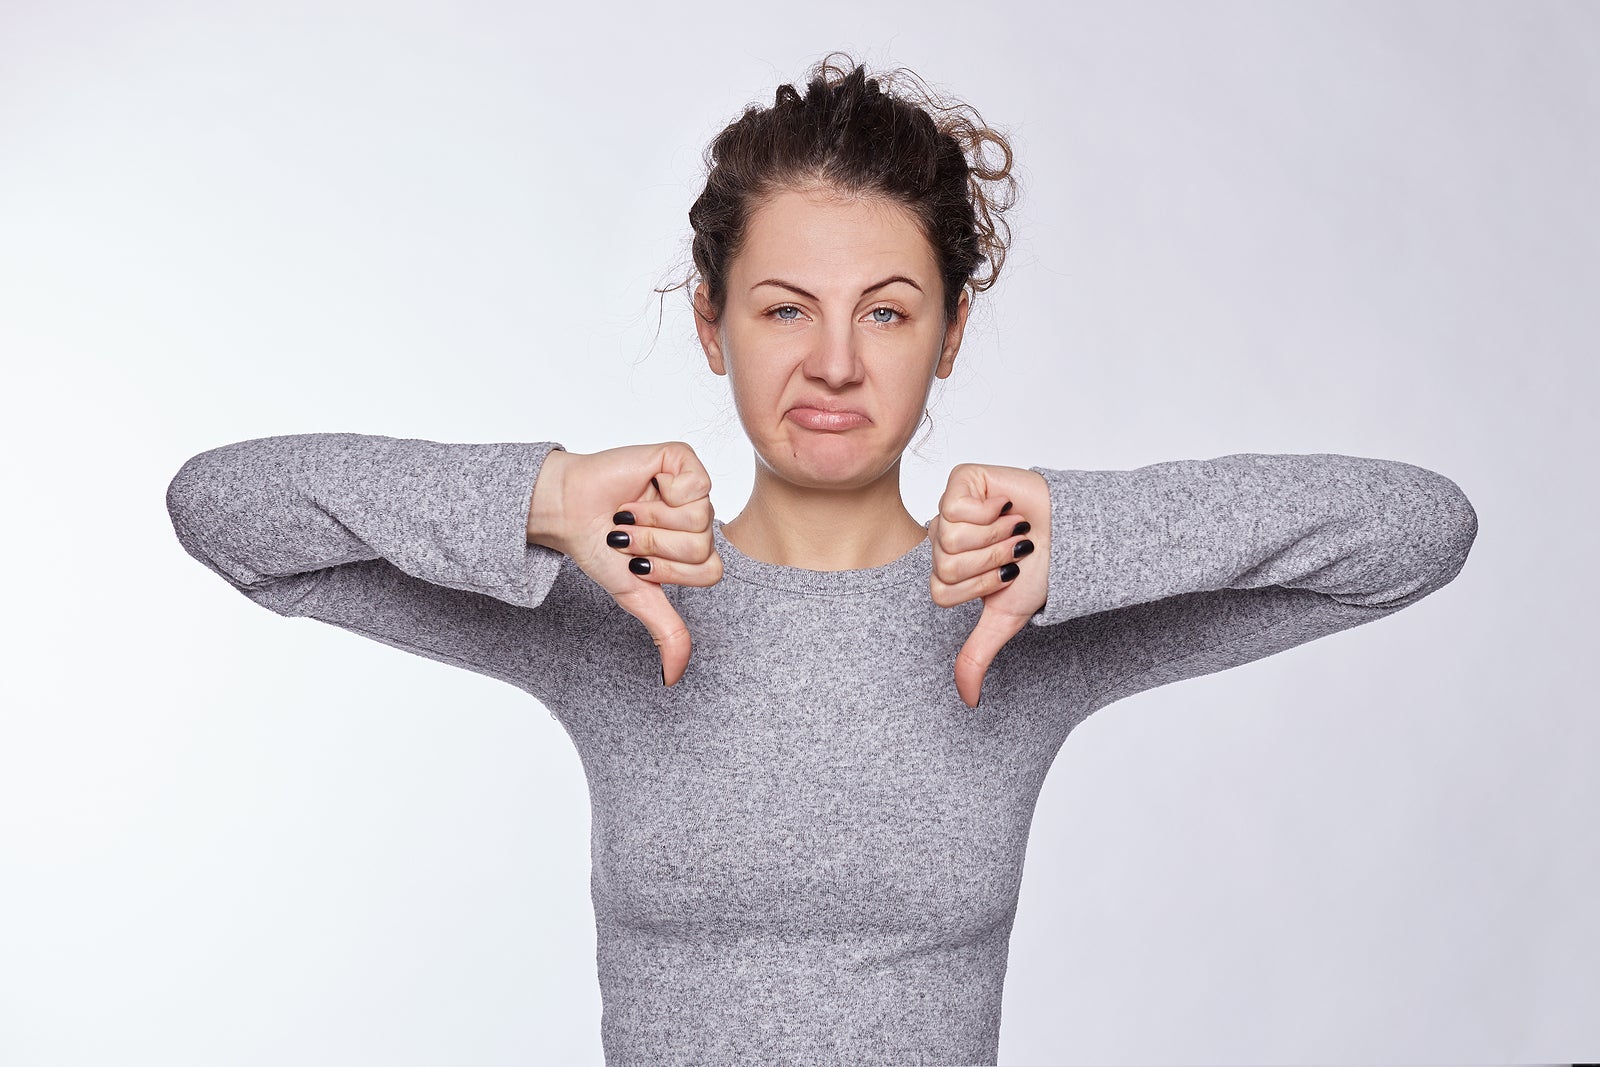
xmin=694 ymin=184 xmax=970 ymax=491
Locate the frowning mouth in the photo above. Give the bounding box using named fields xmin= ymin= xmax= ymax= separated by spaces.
xmin=786 ymin=406 xmax=871 ymax=431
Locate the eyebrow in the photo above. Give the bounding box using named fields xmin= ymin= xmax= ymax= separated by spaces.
xmin=751 ymin=275 xmax=923 ymax=301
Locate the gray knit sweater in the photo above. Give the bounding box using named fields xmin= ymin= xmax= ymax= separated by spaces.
xmin=164 ymin=434 xmax=1478 ymax=1066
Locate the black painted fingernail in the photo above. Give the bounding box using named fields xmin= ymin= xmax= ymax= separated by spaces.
xmin=999 ymin=562 xmax=1020 ymax=582
xmin=629 ymin=557 xmax=651 ymax=575
xmin=1011 ymin=521 xmax=1030 ymax=537
xmin=1013 ymin=539 xmax=1034 ymax=558
xmin=650 ymin=477 xmax=661 ymax=494
xmin=613 ymin=511 xmax=635 ymax=525
xmin=662 ymin=662 xmax=667 ymax=686
xmin=607 ymin=530 xmax=631 ymax=549
xmin=999 ymin=500 xmax=1013 ymax=515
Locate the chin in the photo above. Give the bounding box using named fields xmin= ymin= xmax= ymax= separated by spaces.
xmin=766 ymin=435 xmax=894 ymax=489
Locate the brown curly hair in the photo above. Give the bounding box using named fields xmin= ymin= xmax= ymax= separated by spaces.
xmin=662 ymin=52 xmax=1020 ymax=327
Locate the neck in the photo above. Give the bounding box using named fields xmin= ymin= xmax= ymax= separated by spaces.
xmin=721 ymin=457 xmax=929 ymax=571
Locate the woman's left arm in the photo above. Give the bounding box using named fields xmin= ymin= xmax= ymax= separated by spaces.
xmin=1023 ymin=452 xmax=1479 ymax=715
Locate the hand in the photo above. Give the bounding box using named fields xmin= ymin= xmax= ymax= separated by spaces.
xmin=527 ymin=442 xmax=722 ymax=686
xmin=929 ymin=463 xmax=1051 ymax=708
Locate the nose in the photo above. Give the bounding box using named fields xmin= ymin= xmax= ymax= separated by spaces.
xmin=801 ymin=315 xmax=864 ymax=390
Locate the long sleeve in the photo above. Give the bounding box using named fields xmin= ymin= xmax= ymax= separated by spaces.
xmin=1025 ymin=452 xmax=1479 ymax=715
xmin=165 ymin=432 xmax=571 ymax=696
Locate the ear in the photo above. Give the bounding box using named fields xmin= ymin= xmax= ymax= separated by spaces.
xmin=933 ymin=287 xmax=971 ymax=380
xmin=693 ymin=283 xmax=728 ymax=377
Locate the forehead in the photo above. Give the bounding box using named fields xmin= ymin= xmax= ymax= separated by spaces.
xmin=733 ymin=186 xmax=937 ymax=284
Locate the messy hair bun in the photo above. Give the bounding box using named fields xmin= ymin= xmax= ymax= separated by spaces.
xmin=667 ymin=51 xmax=1020 ymax=325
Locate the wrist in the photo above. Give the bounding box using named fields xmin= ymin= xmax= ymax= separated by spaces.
xmin=526 ymin=447 xmax=573 ymax=553
xmin=1021 ymin=468 xmax=1050 ymax=522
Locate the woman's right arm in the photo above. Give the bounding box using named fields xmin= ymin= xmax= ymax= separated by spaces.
xmin=165 ymin=432 xmax=574 ymax=697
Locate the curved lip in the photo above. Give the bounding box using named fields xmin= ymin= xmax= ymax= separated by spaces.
xmin=786 ymin=396 xmax=871 ymax=419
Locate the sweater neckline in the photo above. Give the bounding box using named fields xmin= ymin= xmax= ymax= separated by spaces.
xmin=711 ymin=518 xmax=932 ymax=595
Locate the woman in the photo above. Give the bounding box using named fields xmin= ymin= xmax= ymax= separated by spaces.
xmin=166 ymin=54 xmax=1478 ymax=1067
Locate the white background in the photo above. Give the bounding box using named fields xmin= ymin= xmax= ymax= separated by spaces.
xmin=2 ymin=1 xmax=1594 ymax=1063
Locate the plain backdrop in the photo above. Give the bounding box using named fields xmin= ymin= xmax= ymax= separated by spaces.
xmin=2 ymin=1 xmax=1594 ymax=1064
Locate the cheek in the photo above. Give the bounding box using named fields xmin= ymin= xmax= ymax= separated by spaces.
xmin=891 ymin=342 xmax=943 ymax=403
xmin=729 ymin=358 xmax=783 ymax=399
xmin=723 ymin=352 xmax=786 ymax=419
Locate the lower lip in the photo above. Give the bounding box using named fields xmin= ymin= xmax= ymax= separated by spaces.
xmin=787 ymin=407 xmax=870 ymax=431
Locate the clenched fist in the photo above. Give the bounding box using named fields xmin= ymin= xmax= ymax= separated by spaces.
xmin=929 ymin=463 xmax=1051 ymax=708
xmin=527 ymin=442 xmax=722 ymax=686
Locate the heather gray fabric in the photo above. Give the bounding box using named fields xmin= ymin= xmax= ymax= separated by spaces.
xmin=165 ymin=433 xmax=1478 ymax=1066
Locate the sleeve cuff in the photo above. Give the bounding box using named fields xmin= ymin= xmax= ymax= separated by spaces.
xmin=382 ymin=437 xmax=569 ymax=610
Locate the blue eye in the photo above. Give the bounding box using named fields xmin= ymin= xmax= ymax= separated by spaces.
xmin=870 ymin=307 xmax=900 ymax=324
xmin=773 ymin=305 xmax=800 ymax=321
